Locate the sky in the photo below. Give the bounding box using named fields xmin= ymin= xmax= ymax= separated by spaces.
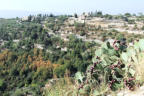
xmin=0 ymin=0 xmax=144 ymax=18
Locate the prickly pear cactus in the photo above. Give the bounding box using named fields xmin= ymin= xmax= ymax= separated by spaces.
xmin=75 ymin=39 xmax=144 ymax=95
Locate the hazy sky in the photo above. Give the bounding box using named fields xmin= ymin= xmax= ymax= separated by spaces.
xmin=0 ymin=0 xmax=144 ymax=17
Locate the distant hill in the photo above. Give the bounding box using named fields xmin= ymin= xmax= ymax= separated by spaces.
xmin=0 ymin=10 xmax=61 ymax=18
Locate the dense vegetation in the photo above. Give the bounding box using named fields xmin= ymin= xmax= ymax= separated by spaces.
xmin=1 ymin=12 xmax=144 ymax=95
xmin=45 ymin=39 xmax=144 ymax=96
xmin=0 ymin=15 xmax=96 ymax=95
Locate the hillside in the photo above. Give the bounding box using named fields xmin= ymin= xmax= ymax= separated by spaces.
xmin=0 ymin=12 xmax=144 ymax=95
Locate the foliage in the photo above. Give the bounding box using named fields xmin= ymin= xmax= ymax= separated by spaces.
xmin=0 ymin=16 xmax=95 ymax=95
xmin=1 ymin=13 xmax=144 ymax=95
xmin=74 ymin=39 xmax=144 ymax=95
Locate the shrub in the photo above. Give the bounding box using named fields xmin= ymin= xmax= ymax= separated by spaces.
xmin=75 ymin=39 xmax=144 ymax=95
xmin=80 ymin=31 xmax=86 ymax=36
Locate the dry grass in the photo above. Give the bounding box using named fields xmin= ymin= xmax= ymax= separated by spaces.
xmin=44 ymin=71 xmax=77 ymax=96
xmin=133 ymin=52 xmax=144 ymax=84
xmin=44 ymin=78 xmax=75 ymax=96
